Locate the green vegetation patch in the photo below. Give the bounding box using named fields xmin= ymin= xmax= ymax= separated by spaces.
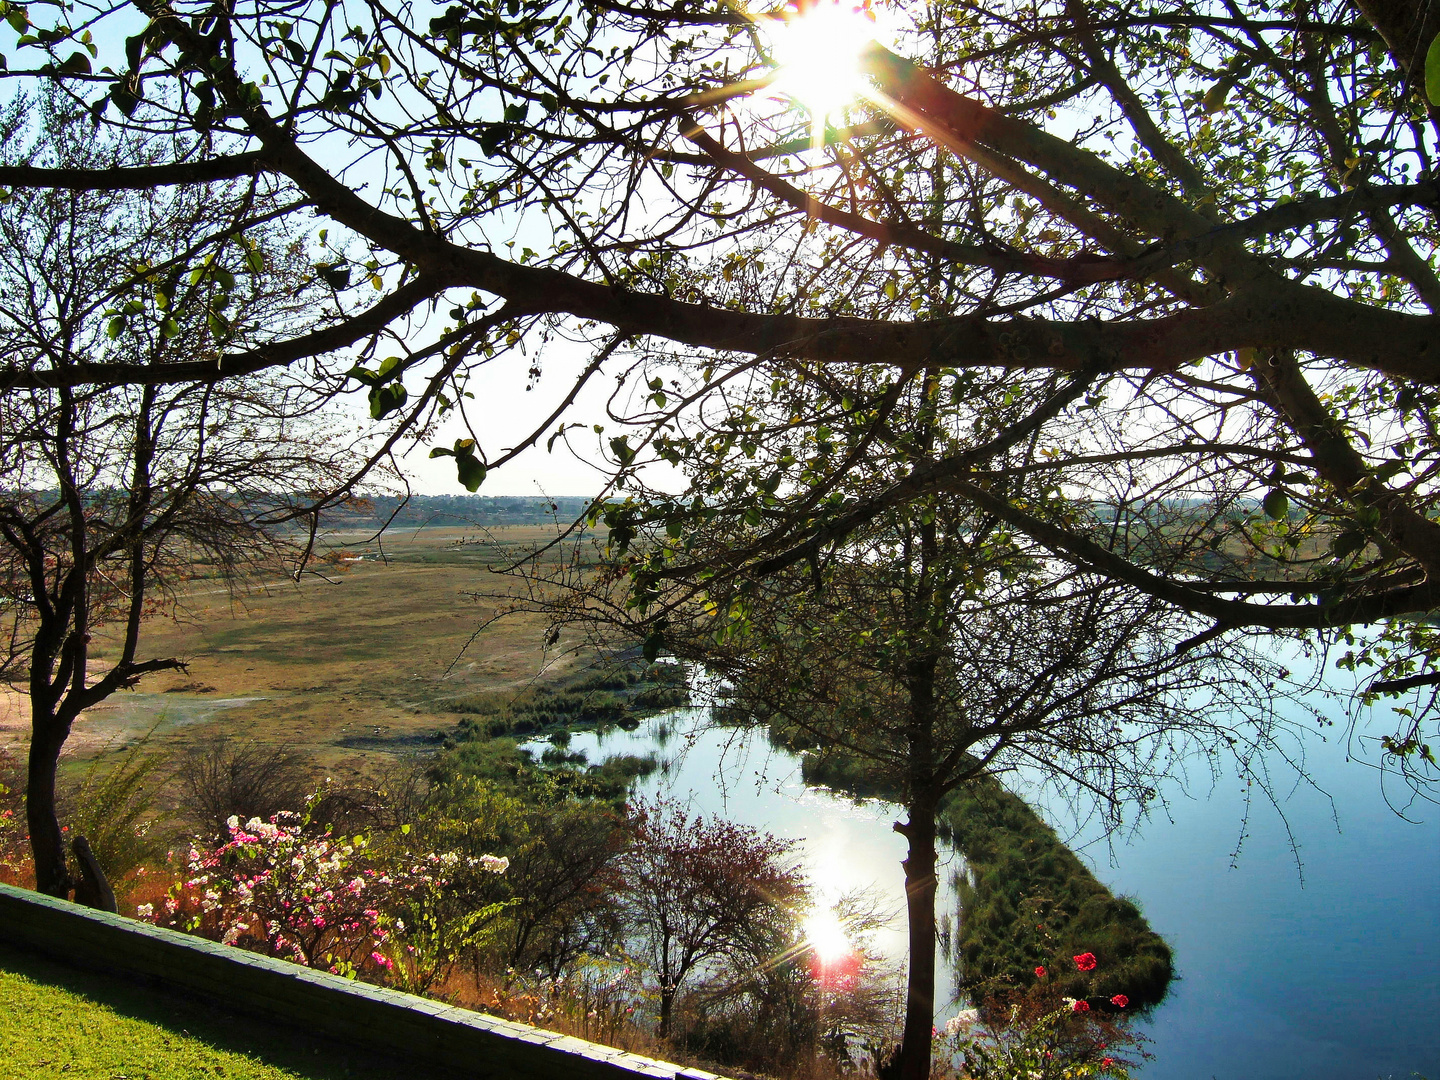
xmin=440 ymin=659 xmax=690 ymax=740
xmin=940 ymin=781 xmax=1173 ymax=1013
xmin=431 ymin=736 xmax=658 ymax=805
xmin=0 ymin=943 xmax=426 ymax=1080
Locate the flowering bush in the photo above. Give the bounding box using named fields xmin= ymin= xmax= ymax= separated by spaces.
xmin=140 ymin=803 xmax=508 ymax=989
xmin=0 ymin=749 xmax=29 ymax=887
xmin=943 ymin=949 xmax=1143 ymax=1079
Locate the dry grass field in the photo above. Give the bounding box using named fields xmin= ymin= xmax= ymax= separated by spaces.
xmin=0 ymin=526 xmax=595 ymax=775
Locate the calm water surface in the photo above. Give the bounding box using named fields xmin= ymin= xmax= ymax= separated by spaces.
xmin=542 ymin=690 xmax=1439 ymax=1080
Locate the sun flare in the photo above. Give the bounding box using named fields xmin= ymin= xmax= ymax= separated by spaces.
xmin=766 ymin=2 xmax=877 ymax=129
xmin=803 ymin=909 xmax=854 ymax=965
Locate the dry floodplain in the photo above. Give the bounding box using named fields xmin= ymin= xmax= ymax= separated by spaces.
xmin=0 ymin=526 xmax=594 ymax=773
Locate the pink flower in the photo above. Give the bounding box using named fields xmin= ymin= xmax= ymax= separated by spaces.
xmin=1034 ymin=966 xmax=1046 ymax=977
xmin=1071 ymin=999 xmax=1090 ymax=1012
xmin=1110 ymin=994 xmax=1129 ymax=1008
xmin=371 ymin=951 xmax=394 ymax=970
xmin=1073 ymin=952 xmax=1097 ymax=971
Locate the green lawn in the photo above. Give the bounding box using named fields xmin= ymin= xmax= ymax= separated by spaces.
xmin=0 ymin=943 xmax=442 ymax=1080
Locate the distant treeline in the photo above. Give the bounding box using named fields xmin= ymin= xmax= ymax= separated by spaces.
xmin=323 ymin=494 xmax=596 ymax=529
xmin=3 ymin=489 xmax=598 ymax=529
xmin=799 ymin=754 xmax=1173 ymax=1014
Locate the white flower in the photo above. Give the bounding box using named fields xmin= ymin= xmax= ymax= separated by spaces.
xmin=945 ymin=1010 xmax=979 ymax=1035
xmin=480 ymin=854 xmax=509 ymax=874
xmin=226 ymin=815 xmax=240 ymax=831
xmin=134 ymin=903 xmax=154 ymax=919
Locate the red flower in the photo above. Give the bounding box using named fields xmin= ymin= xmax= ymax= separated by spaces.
xmin=1101 ymin=1057 xmax=1115 ymax=1071
xmin=1073 ymin=952 xmax=1098 ymax=971
xmin=1034 ymin=966 xmax=1047 ymax=977
xmin=1110 ymin=994 xmax=1129 ymax=1008
xmin=1071 ymin=999 xmax=1090 ymax=1012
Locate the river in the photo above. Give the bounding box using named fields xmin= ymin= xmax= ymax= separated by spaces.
xmin=537 ymin=689 xmax=1439 ymax=1080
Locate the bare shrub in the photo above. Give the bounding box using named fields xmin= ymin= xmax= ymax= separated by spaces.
xmin=177 ymin=737 xmax=312 ymax=837
xmin=305 ymin=760 xmax=432 ymax=834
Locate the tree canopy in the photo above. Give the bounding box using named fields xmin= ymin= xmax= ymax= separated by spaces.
xmin=1 ymin=0 xmax=1438 ymax=774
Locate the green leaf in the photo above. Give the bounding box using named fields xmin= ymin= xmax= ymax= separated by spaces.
xmin=106 ymin=316 xmax=125 ymax=339
xmin=368 ymin=382 xmax=407 ymax=419
xmin=1427 ymin=32 xmax=1440 ymax=106
xmin=455 ymin=454 xmax=486 ymax=492
xmin=609 ymin=435 xmax=636 ymax=466
xmin=109 ymin=82 xmax=139 ymax=117
xmin=479 ymin=125 xmax=508 ymax=156
xmin=1330 ymin=530 xmax=1365 ymax=559
xmin=641 ymin=629 xmax=665 ymax=663
xmin=1262 ymin=489 xmax=1289 ymax=520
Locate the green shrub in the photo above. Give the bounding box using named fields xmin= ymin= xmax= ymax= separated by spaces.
xmin=62 ymin=740 xmax=169 ymax=882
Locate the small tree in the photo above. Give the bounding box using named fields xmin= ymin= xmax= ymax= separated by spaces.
xmin=620 ymin=796 xmax=808 ymax=1038
xmin=418 ymin=773 xmax=634 ymax=981
xmin=0 ymin=96 xmax=355 ymax=898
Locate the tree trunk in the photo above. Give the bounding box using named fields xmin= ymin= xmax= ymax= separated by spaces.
xmin=658 ymin=984 xmax=675 ymax=1039
xmin=71 ymin=835 xmax=117 ymax=912
xmin=26 ymin=722 xmax=70 ymax=899
xmin=896 ymin=800 xmax=938 ymax=1080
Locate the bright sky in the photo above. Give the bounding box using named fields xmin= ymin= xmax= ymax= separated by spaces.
xmin=395 ymin=2 xmax=892 ymax=499
xmin=396 ymin=335 xmax=617 ymax=497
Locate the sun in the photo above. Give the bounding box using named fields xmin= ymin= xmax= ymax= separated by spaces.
xmin=803 ymin=908 xmax=854 ymax=965
xmin=766 ymin=2 xmax=878 ymax=130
